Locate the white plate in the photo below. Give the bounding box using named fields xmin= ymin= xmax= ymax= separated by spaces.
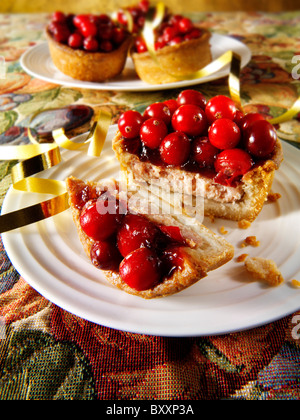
xmin=2 ymin=126 xmax=300 ymax=337
xmin=20 ymin=33 xmax=251 ymax=91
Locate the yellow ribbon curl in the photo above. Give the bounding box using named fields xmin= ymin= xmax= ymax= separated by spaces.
xmin=0 ymin=110 xmax=112 ymax=233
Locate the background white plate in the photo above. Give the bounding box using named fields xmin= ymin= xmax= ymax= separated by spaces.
xmin=2 ymin=127 xmax=300 ymax=337
xmin=20 ymin=33 xmax=251 ymax=91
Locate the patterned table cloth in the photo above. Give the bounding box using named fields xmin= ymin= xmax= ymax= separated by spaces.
xmin=0 ymin=11 xmax=300 ymax=400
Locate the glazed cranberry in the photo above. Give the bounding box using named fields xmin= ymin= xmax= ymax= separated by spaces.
xmin=143 ymin=102 xmax=171 ymax=125
xmin=68 ymin=33 xmax=83 ymax=49
xmin=183 ymin=28 xmax=202 ymax=41
xmin=83 ymin=36 xmax=99 ymax=52
xmin=163 ymin=99 xmax=178 ymax=115
xmin=98 ymin=24 xmax=114 ymax=41
xmin=73 ymin=14 xmax=90 ymax=29
xmin=240 ymin=112 xmax=265 ymax=132
xmin=79 ymin=20 xmax=98 ymax=38
xmin=169 ymin=36 xmax=183 ymax=46
xmin=50 ymin=22 xmax=71 ymax=43
xmin=118 ymin=110 xmax=144 ymax=139
xmin=90 ymin=240 xmax=122 ymax=270
xmin=159 ymin=225 xmax=185 ymax=244
xmin=140 ymin=118 xmax=168 ymax=149
xmin=177 ymin=89 xmax=206 ymax=109
xmin=178 ymin=17 xmax=193 ymax=34
xmin=205 ymin=95 xmax=237 ymax=124
xmin=135 ymin=36 xmax=148 ymax=53
xmin=117 ymin=214 xmax=160 ymax=257
xmin=214 ymin=148 xmax=253 ymax=185
xmin=161 ymin=245 xmax=184 ymax=275
xmin=52 ymin=11 xmax=67 ymax=23
xmin=243 ymin=119 xmax=277 ymax=158
xmin=119 ymin=247 xmax=161 ymax=291
xmin=159 ymin=131 xmax=191 ymax=166
xmin=234 ymin=109 xmax=245 ymax=128
xmin=80 ymin=199 xmax=118 ymax=241
xmin=112 ymin=27 xmax=126 ymax=45
xmin=139 ymin=0 xmax=150 ymax=13
xmin=192 ymin=136 xmax=219 ymax=168
xmin=100 ymin=40 xmax=113 ymax=52
xmin=172 ymin=104 xmax=207 ymax=137
xmin=209 ymin=118 xmax=241 ymax=150
xmin=162 ymin=25 xmax=180 ymax=43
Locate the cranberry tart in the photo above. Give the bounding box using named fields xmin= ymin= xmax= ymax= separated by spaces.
xmin=130 ymin=13 xmax=211 ymax=84
xmin=46 ymin=11 xmax=132 ymax=82
xmin=112 ymin=90 xmax=283 ymax=222
xmin=66 ymin=176 xmax=234 ymax=298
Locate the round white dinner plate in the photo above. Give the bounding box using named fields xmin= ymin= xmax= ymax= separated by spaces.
xmin=20 ymin=33 xmax=251 ymax=91
xmin=2 ymin=126 xmax=300 ymax=337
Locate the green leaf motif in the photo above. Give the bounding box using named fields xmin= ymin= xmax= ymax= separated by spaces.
xmin=0 ymin=329 xmax=96 ymax=400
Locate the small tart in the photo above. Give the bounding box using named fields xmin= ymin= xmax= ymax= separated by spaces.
xmin=131 ymin=29 xmax=212 ymax=84
xmin=46 ymin=27 xmax=132 ymax=82
xmin=66 ymin=176 xmax=234 ymax=299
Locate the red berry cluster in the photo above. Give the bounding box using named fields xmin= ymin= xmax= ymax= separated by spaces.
xmin=118 ymin=90 xmax=277 ymax=187
xmin=48 ymin=11 xmax=128 ymax=52
xmin=78 ymin=189 xmax=186 ymax=291
xmin=116 ymin=0 xmax=150 ymax=34
xmin=134 ymin=13 xmax=203 ymax=53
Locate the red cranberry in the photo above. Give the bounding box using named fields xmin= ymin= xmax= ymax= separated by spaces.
xmin=169 ymin=36 xmax=183 ymax=46
xmin=205 ymin=95 xmax=237 ymax=124
xmin=68 ymin=33 xmax=83 ymax=49
xmin=140 ymin=118 xmax=168 ymax=149
xmin=79 ymin=20 xmax=98 ymax=38
xmin=50 ymin=22 xmax=71 ymax=43
xmin=243 ymin=119 xmax=277 ymax=158
xmin=117 ymin=214 xmax=160 ymax=257
xmin=83 ymin=36 xmax=99 ymax=52
xmin=52 ymin=11 xmax=67 ymax=23
xmin=162 ymin=25 xmax=180 ymax=43
xmin=183 ymin=28 xmax=202 ymax=41
xmin=159 ymin=131 xmax=191 ymax=166
xmin=192 ymin=136 xmax=219 ymax=168
xmin=161 ymin=245 xmax=184 ymax=275
xmin=172 ymin=104 xmax=207 ymax=137
xmin=135 ymin=36 xmax=148 ymax=53
xmin=143 ymin=102 xmax=171 ymax=125
xmin=177 ymin=89 xmax=207 ymax=109
xmin=163 ymin=99 xmax=178 ymax=115
xmin=214 ymin=148 xmax=253 ymax=185
xmin=178 ymin=17 xmax=193 ymax=34
xmin=100 ymin=40 xmax=114 ymax=52
xmin=119 ymin=247 xmax=161 ymax=291
xmin=209 ymin=118 xmax=241 ymax=150
xmin=118 ymin=110 xmax=144 ymax=139
xmin=240 ymin=112 xmax=265 ymax=132
xmin=80 ymin=199 xmax=118 ymax=241
xmin=90 ymin=240 xmax=122 ymax=270
xmin=112 ymin=27 xmax=126 ymax=45
xmin=73 ymin=14 xmax=90 ymax=29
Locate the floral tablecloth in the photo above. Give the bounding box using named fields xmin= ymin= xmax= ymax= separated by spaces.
xmin=0 ymin=11 xmax=300 ymax=401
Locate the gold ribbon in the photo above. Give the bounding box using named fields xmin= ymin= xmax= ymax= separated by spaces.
xmin=0 ymin=110 xmax=111 ymax=233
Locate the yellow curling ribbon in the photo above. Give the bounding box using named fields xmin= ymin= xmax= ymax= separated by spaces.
xmin=0 ymin=110 xmax=112 ymax=233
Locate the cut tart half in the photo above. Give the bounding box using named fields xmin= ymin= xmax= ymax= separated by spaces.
xmin=112 ymin=91 xmax=284 ymax=222
xmin=66 ymin=176 xmax=234 ymax=299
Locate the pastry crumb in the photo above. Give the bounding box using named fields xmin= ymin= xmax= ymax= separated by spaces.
xmin=238 ymin=219 xmax=251 ymax=229
xmin=241 ymin=236 xmax=260 ymax=247
xmin=236 ymin=253 xmax=249 ymax=263
xmin=291 ymin=279 xmax=300 ymax=288
xmin=244 ymin=257 xmax=284 ymax=287
xmin=268 ymin=192 xmax=281 ymax=202
xmin=219 ymin=226 xmax=228 ymax=235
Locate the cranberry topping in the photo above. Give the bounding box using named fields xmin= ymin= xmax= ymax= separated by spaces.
xmin=119 ymin=247 xmax=161 ymax=291
xmin=118 ymin=89 xmax=278 ymax=189
xmin=140 ymin=118 xmax=168 ymax=149
xmin=117 ymin=214 xmax=160 ymax=257
xmin=49 ymin=11 xmax=129 ymax=53
xmin=90 ymin=240 xmax=122 ymax=270
xmin=143 ymin=102 xmax=172 ymax=126
xmin=243 ymin=119 xmax=277 ymax=158
xmin=118 ymin=110 xmax=144 ymax=139
xmin=208 ymin=118 xmax=241 ymax=150
xmin=159 ymin=131 xmax=191 ymax=166
xmin=80 ymin=199 xmax=119 ymax=241
xmin=172 ymin=104 xmax=207 ymax=137
xmin=205 ymin=95 xmax=237 ymax=124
